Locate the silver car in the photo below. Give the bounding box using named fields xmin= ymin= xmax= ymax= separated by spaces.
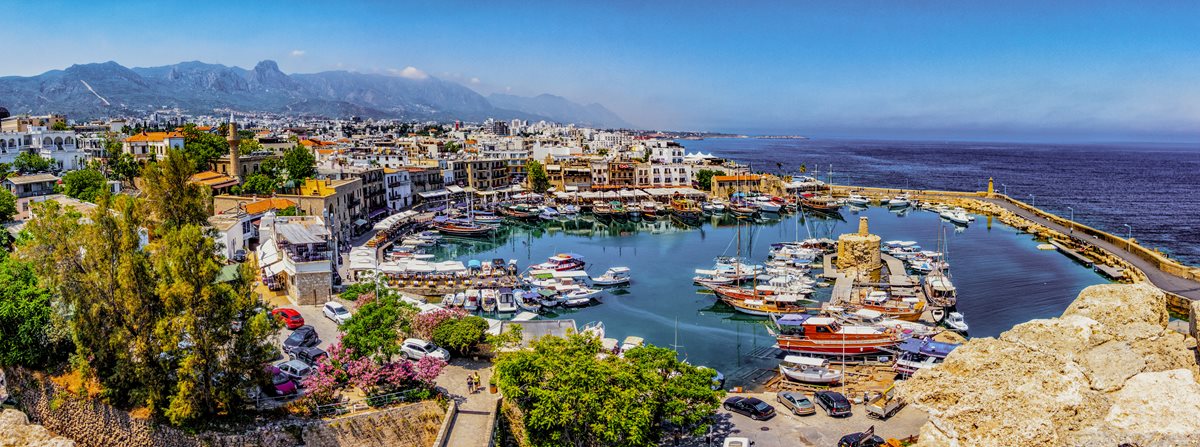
xmin=401 ymin=338 xmax=450 ymax=361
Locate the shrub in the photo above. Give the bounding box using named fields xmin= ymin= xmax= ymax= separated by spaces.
xmin=431 ymin=316 xmax=488 ymax=355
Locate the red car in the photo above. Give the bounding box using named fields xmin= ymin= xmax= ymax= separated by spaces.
xmin=272 ymin=308 xmax=305 ymax=329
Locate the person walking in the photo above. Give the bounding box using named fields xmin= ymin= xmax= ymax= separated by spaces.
xmin=466 ymin=374 xmax=475 ymax=394
xmin=472 ymin=372 xmax=482 ymax=393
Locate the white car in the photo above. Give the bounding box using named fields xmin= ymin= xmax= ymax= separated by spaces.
xmin=277 ymin=360 xmax=314 ymax=383
xmin=401 ymin=338 xmax=450 ymax=361
xmin=723 ymin=437 xmax=753 ymax=447
xmin=322 ymin=302 xmax=352 ymax=325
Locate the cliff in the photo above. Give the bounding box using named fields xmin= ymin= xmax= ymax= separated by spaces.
xmin=898 ymin=284 xmax=1200 ymax=446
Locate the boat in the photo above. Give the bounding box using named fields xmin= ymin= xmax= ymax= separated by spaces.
xmin=432 ymin=218 xmax=497 ymax=237
xmin=728 ymin=201 xmax=758 ymax=217
xmin=500 ymin=204 xmax=540 ymax=220
xmin=692 ymin=269 xmax=736 ymax=286
xmin=534 ymin=288 xmax=561 ymax=307
xmin=516 ymin=290 xmax=542 ymax=313
xmin=533 ymin=253 xmax=586 ymax=271
xmin=922 ymin=271 xmax=958 ymax=308
xmin=770 ymin=314 xmax=906 ymax=356
xmin=481 ymin=289 xmax=498 ymax=312
xmin=846 ymin=194 xmax=871 ymax=206
xmin=463 ymin=289 xmax=480 ymax=311
xmin=944 ymin=312 xmax=969 ymax=333
xmin=887 ymin=194 xmax=912 ymax=208
xmin=563 ymin=288 xmax=602 ymax=307
xmin=751 ymin=197 xmax=782 ymax=213
xmin=591 ymin=267 xmax=631 ymax=286
xmin=452 ymin=292 xmax=466 ymax=307
xmin=559 ymin=204 xmax=581 ymax=216
xmin=833 ymin=307 xmax=940 ymax=338
xmin=619 ymin=336 xmax=645 ymax=354
xmin=440 ymin=293 xmax=456 ymax=307
xmin=473 ymin=211 xmax=504 ymax=224
xmin=708 ymin=200 xmax=727 ymax=214
xmin=778 ymin=355 xmax=843 ymax=384
xmin=721 ymin=295 xmax=812 ymax=316
xmin=539 ymin=206 xmax=562 ymax=221
xmin=591 ymin=201 xmax=615 ymax=220
xmin=894 ymin=338 xmax=960 ymax=376
xmin=640 ymin=201 xmax=662 ymax=219
xmin=939 ymin=209 xmax=970 ymax=225
xmin=800 ymin=194 xmax=841 ymax=213
xmin=670 ymin=197 xmax=704 ymax=223
xmin=496 ymin=288 xmax=519 ymax=313
xmin=859 ymin=290 xmax=925 ymax=322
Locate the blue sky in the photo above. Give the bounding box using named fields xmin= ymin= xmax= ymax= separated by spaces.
xmin=1 ymin=0 xmax=1198 ymax=142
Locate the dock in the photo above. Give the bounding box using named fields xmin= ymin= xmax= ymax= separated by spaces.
xmin=822 ymin=253 xmax=838 ymax=279
xmin=881 ymin=254 xmax=907 ymax=277
xmin=1049 ymin=239 xmax=1094 ymax=267
xmin=829 ymin=273 xmax=854 ymax=306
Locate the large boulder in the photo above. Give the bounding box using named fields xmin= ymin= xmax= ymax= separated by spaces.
xmin=0 ymin=409 xmax=76 ymax=447
xmin=898 ymin=284 xmax=1200 ymax=446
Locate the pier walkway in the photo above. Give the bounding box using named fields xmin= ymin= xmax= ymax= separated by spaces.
xmin=981 ymin=197 xmax=1200 ymax=301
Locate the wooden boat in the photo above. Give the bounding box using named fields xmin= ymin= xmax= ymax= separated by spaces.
xmin=923 ymin=271 xmax=958 ymax=308
xmin=432 ymin=219 xmax=496 ymax=237
xmin=859 ymin=290 xmax=925 ymax=322
xmin=610 ymin=201 xmax=629 ymax=220
xmin=473 ymin=211 xmax=504 ymax=224
xmin=721 ymin=296 xmax=812 ymax=316
xmin=499 ymin=204 xmax=540 ymax=220
xmin=778 ymin=355 xmax=843 ymax=384
xmin=640 ymin=200 xmax=662 ymax=219
xmin=729 ymin=202 xmax=759 ymax=216
xmin=670 ymin=198 xmax=703 ymax=223
xmin=800 ymin=195 xmax=841 ymax=213
xmin=533 ymin=253 xmax=586 ymax=271
xmin=591 ymin=201 xmax=615 ymax=220
xmin=771 ymin=314 xmax=906 ymax=356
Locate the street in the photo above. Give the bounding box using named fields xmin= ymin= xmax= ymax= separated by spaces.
xmin=691 ymin=391 xmax=926 ymax=447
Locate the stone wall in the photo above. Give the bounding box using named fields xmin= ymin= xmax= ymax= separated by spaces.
xmin=5 ymin=368 xmax=445 ymax=447
xmin=898 ymin=284 xmax=1200 ymax=447
xmin=291 ymin=270 xmax=332 ymax=305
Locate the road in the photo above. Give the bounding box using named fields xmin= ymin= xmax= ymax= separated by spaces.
xmin=981 ymin=198 xmax=1200 ymax=301
xmin=436 ymin=359 xmax=500 ymax=447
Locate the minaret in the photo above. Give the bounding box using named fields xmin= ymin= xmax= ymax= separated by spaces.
xmin=227 ymin=115 xmax=241 ymax=181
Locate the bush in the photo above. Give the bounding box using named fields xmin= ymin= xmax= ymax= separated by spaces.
xmin=432 ymin=316 xmax=488 ymax=355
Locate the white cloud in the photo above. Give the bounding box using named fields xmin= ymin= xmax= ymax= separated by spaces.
xmin=290 ymin=49 xmax=305 ymax=57
xmin=388 ymin=66 xmax=429 ymax=80
xmin=469 ymin=77 xmax=481 ymax=85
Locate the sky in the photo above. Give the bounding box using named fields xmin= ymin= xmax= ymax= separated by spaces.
xmin=1 ymin=0 xmax=1198 ymax=142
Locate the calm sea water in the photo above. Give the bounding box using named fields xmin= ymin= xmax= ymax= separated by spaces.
xmin=682 ymin=139 xmax=1200 ymax=266
xmin=435 ymin=208 xmax=1106 ymax=385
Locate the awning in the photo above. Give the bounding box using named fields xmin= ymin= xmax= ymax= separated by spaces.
xmin=263 ymin=261 xmax=285 ymax=277
xmin=369 ymin=208 xmax=389 ymax=218
xmin=354 ymin=218 xmax=368 ymax=226
xmin=418 ymin=189 xmax=449 ymax=199
xmin=447 ymin=185 xmax=465 ymax=194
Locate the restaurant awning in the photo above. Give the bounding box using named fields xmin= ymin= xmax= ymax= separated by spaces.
xmin=418 ymin=189 xmax=449 ymax=199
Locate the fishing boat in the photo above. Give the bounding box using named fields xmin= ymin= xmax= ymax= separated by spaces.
xmin=463 ymin=289 xmax=480 ymax=311
xmin=481 ymin=289 xmax=498 ymax=312
xmin=591 ymin=267 xmax=631 ymax=286
xmin=894 ymin=338 xmax=960 ymax=376
xmin=800 ymin=194 xmax=841 ymax=213
xmin=534 ymin=288 xmax=561 ymax=308
xmin=496 ymin=288 xmax=519 ymax=313
xmin=770 ymin=314 xmax=907 ymax=356
xmin=846 ymin=194 xmax=871 ymax=206
xmin=516 ymin=290 xmax=542 ymax=313
xmin=640 ymin=201 xmax=663 ymax=219
xmin=473 ymin=211 xmax=504 ymax=224
xmin=923 ymin=271 xmax=958 ymax=308
xmin=728 ymin=201 xmax=758 ymax=217
xmin=533 ymin=253 xmax=586 ymax=271
xmin=778 ymin=355 xmax=843 ymax=384
xmin=670 ymin=197 xmax=704 ymax=223
xmin=720 ymin=295 xmax=812 ymax=316
xmin=860 ymin=290 xmax=925 ymax=322
xmin=432 ymin=217 xmax=497 ymax=237
xmin=944 ymin=312 xmax=969 ymax=333
xmin=591 ymin=201 xmax=615 ymax=220
xmin=499 ymin=203 xmax=540 ymax=220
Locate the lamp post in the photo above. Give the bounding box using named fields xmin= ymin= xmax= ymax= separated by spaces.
xmin=1124 ymin=224 xmax=1132 ymax=251
xmin=1029 ymin=194 xmax=1035 ymax=207
xmin=1067 ymin=206 xmax=1074 ymax=234
xmin=1002 ymin=183 xmax=1008 ymax=197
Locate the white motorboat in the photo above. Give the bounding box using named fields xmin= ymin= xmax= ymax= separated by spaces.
xmin=591 ymin=267 xmax=631 ymax=286
xmin=463 ymin=289 xmax=480 ymax=311
xmin=516 ymin=289 xmax=542 ymax=312
xmin=887 ymin=194 xmax=912 ymax=208
xmin=563 ymin=290 xmax=600 ymax=308
xmin=778 ymin=355 xmax=843 ymax=384
xmin=846 ymin=194 xmax=871 ymax=206
xmin=481 ymin=289 xmax=498 ymax=312
xmin=496 ymin=288 xmax=519 ymax=313
xmin=441 ymin=293 xmax=456 ymax=307
xmin=945 ymin=312 xmax=969 ymax=333
xmin=940 ymin=210 xmax=970 ymax=225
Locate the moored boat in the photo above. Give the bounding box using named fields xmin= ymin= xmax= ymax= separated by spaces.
xmin=778 ymin=355 xmax=843 ymax=384
xmin=533 ymin=253 xmax=586 ymax=271
xmin=770 ymin=314 xmax=906 ymax=356
xmin=591 ymin=267 xmax=631 ymax=286
xmin=670 ymin=197 xmax=704 ymax=224
xmin=432 ymin=217 xmax=497 ymax=237
xmin=894 ymin=338 xmax=960 ymax=376
xmin=846 ymin=194 xmax=871 ymax=206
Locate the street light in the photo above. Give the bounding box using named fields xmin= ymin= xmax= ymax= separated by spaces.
xmin=1124 ymin=224 xmax=1132 ymax=251
xmin=1002 ymin=183 xmax=1008 ymax=196
xmin=1067 ymin=207 xmax=1074 ymax=234
xmin=1029 ymin=194 xmax=1035 ymax=207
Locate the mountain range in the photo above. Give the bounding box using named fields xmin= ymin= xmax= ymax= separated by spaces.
xmin=0 ymin=60 xmax=633 ymax=128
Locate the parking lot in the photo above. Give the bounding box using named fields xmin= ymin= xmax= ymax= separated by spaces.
xmin=705 ymin=391 xmax=926 ymax=447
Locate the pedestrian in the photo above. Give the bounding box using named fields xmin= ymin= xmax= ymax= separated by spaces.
xmin=473 ymin=372 xmax=482 ymax=393
xmin=466 ymin=375 xmax=474 ymax=394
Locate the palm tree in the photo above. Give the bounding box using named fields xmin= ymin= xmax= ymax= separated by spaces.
xmin=799 ymin=164 xmax=807 ymax=174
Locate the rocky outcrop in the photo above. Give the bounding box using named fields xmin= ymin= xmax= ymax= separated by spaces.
xmin=0 ymin=409 xmax=75 ymax=447
xmin=898 ymin=284 xmax=1200 ymax=447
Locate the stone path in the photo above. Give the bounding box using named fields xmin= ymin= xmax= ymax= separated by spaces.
xmin=437 ymin=358 xmax=499 ymax=447
xmin=983 ymin=198 xmax=1200 ymax=301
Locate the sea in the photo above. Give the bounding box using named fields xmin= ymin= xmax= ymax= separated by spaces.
xmin=682 ymin=138 xmax=1200 ymax=266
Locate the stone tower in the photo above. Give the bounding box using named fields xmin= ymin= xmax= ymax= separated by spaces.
xmin=987 ymin=177 xmax=994 ymax=195
xmin=227 ymin=116 xmax=241 ymax=181
xmin=837 ymin=216 xmax=882 ymax=277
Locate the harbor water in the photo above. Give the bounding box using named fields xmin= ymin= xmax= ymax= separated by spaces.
xmin=434 ymin=207 xmax=1107 ymax=385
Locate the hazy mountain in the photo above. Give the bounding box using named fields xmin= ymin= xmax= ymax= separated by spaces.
xmin=0 ymin=60 xmax=633 ymax=127
xmin=488 ymin=93 xmax=632 ymax=129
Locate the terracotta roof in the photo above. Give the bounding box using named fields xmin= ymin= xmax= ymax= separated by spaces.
xmin=245 ymin=198 xmax=296 ymax=215
xmin=125 ymin=131 xmax=184 ymax=143
xmin=188 ymin=171 xmax=238 ymax=188
xmin=713 ymin=175 xmax=761 ymax=182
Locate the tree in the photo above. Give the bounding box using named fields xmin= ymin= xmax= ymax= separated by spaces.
xmin=695 ymin=169 xmax=720 ymax=191
xmin=282 ymin=145 xmax=316 ymax=181
xmin=0 ymin=189 xmax=15 ymax=222
xmin=51 ymin=121 xmax=69 ymax=131
xmin=12 ymin=152 xmax=53 ymax=173
xmin=61 ymin=168 xmax=108 ymax=202
xmin=0 ymin=250 xmax=65 ymax=368
xmin=493 ymin=334 xmax=723 ymax=447
xmin=340 ymin=292 xmax=418 ymax=362
xmin=108 ymin=151 xmax=141 ymax=183
xmin=141 ymin=149 xmax=211 ymax=231
xmin=526 ymin=159 xmax=551 ymax=193
xmin=240 ymin=174 xmax=278 ymax=195
xmin=431 ymin=316 xmax=488 ymax=355
xmin=237 ymin=138 xmax=263 ymax=155
xmin=180 ymin=123 xmax=228 ymax=170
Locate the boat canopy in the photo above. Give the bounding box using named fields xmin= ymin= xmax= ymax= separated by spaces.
xmin=468 ymin=260 xmax=482 ymax=268
xmin=783 ymin=355 xmax=828 ymax=367
xmin=852 ymin=308 xmax=884 ymax=319
xmin=776 ymin=314 xmax=812 ymax=326
xmin=606 ymin=266 xmax=631 ymax=274
xmin=928 ymin=276 xmax=956 ymax=292
xmin=694 ymin=269 xmax=719 ymax=276
xmin=898 ymin=338 xmax=960 ymax=357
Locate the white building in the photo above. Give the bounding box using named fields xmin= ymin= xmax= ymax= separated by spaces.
xmin=122 ymin=131 xmax=185 ymax=161
xmin=0 ymin=128 xmax=86 ymax=170
xmin=646 ymin=140 xmax=686 ymax=164
xmin=384 ymin=167 xmax=413 ymax=211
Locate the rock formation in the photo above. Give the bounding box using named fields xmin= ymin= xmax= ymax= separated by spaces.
xmin=898 ymin=284 xmax=1200 ymax=446
xmin=0 ymin=409 xmax=75 ymax=447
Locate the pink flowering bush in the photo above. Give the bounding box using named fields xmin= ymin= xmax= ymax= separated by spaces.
xmin=299 ymin=341 xmax=448 ymax=411
xmin=412 ymin=307 xmax=469 ymax=339
xmin=414 ymin=356 xmax=447 ymax=385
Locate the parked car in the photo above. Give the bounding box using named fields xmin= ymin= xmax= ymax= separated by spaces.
xmin=814 ymin=391 xmax=853 ymax=417
xmin=722 ymin=437 xmax=753 ymax=447
xmin=776 ymin=391 xmax=816 ymax=416
xmin=723 ymin=396 xmax=776 ymax=421
xmin=290 ymin=346 xmax=328 ymax=366
xmin=322 ymin=301 xmax=352 ymax=325
xmin=277 ymin=360 xmax=314 ymax=384
xmin=282 ymin=325 xmax=319 ymax=354
xmin=232 ymin=249 xmax=247 ymax=262
xmin=261 ymin=365 xmax=298 ymax=397
xmin=837 ymin=429 xmax=886 ymax=447
xmin=271 ymin=308 xmax=305 ymax=329
xmin=401 ymin=338 xmax=450 ymax=361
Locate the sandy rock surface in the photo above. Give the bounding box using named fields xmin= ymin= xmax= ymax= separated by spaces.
xmin=0 ymin=409 xmax=75 ymax=447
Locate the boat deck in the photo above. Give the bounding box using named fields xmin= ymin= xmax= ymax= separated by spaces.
xmin=881 ymin=254 xmax=907 ymax=276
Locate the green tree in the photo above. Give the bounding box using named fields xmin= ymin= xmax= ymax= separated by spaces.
xmin=12 ymin=152 xmax=53 ymax=173
xmin=526 ymin=159 xmax=551 ymax=193
xmin=0 ymin=250 xmax=65 ymax=368
xmin=0 ymin=189 xmax=16 ymax=222
xmin=51 ymin=121 xmax=69 ymax=131
xmin=180 ymin=123 xmax=228 ymax=170
xmin=141 ymin=149 xmax=211 ymax=231
xmin=493 ymin=334 xmax=722 ymax=447
xmin=695 ymin=169 xmax=719 ymax=191
xmin=109 ymin=151 xmax=141 ymax=183
xmin=431 ymin=316 xmax=488 ymax=355
xmin=61 ymin=168 xmax=108 ymax=202
xmin=340 ymin=292 xmax=418 ymax=361
xmin=240 ymin=174 xmax=278 ymax=195
xmin=282 ymin=145 xmax=316 ymax=181
xmin=237 ymin=138 xmax=263 ymax=155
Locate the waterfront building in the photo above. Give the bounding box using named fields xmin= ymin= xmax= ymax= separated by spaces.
xmin=257 ymin=213 xmax=333 ymax=305
xmin=646 ymin=140 xmax=686 ymax=164
xmin=384 ymin=167 xmax=414 ymax=211
xmin=317 ymin=165 xmax=389 ymax=222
